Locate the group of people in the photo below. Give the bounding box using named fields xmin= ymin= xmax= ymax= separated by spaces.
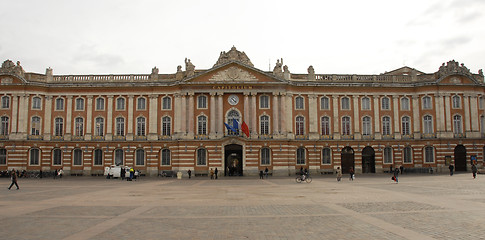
xmin=53 ymin=168 xmax=64 ymax=179
xmin=259 ymin=167 xmax=270 ymax=179
xmin=210 ymin=168 xmax=219 ymax=179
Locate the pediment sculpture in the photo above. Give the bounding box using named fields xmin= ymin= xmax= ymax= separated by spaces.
xmin=213 ymin=46 xmax=254 ymax=67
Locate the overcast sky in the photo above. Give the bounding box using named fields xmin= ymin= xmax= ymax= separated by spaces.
xmin=1 ymin=0 xmax=484 ymax=76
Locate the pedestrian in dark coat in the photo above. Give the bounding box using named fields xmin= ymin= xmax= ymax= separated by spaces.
xmin=259 ymin=170 xmax=264 ymax=179
xmin=472 ymin=164 xmax=478 ymax=179
xmin=8 ymin=169 xmax=19 ymax=190
xmin=349 ymin=167 xmax=354 ymax=181
xmin=449 ymin=164 xmax=454 ymax=176
xmin=393 ymin=167 xmax=399 ymax=183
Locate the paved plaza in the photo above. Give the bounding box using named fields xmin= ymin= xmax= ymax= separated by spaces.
xmin=1 ymin=173 xmax=484 ymax=240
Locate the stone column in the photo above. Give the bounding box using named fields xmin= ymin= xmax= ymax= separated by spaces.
xmin=308 ymin=94 xmax=318 ymax=140
xmin=280 ymin=93 xmax=286 ymax=135
xmin=210 ymin=92 xmax=216 ymax=138
xmin=10 ymin=94 xmax=18 ymax=135
xmin=243 ymin=92 xmax=250 ymax=137
xmin=181 ymin=94 xmax=187 ymax=137
xmin=64 ymin=96 xmax=73 ymax=140
xmin=470 ymin=95 xmax=479 ymax=135
xmin=217 ymin=93 xmax=224 ymax=138
xmin=251 ymin=92 xmax=257 ymax=138
xmin=436 ymin=94 xmax=445 ymax=134
xmin=464 ymin=94 xmax=471 ymax=132
xmin=273 ymin=92 xmax=280 ymax=136
xmin=43 ymin=96 xmax=52 ymax=140
xmin=352 ymin=95 xmax=360 ymax=139
xmin=332 ymin=96 xmax=340 ymax=139
xmin=85 ymin=96 xmax=93 ymax=140
xmin=148 ymin=94 xmax=158 ymax=140
xmin=106 ymin=95 xmax=114 ymax=141
xmin=444 ymin=95 xmax=451 ymax=132
xmin=187 ymin=92 xmax=194 ymax=139
xmin=373 ymin=96 xmax=381 ymax=139
xmin=173 ymin=93 xmax=182 ymax=137
xmin=286 ymin=93 xmax=294 ymax=138
xmin=16 ymin=94 xmax=29 ymax=139
xmin=393 ymin=95 xmax=400 ymax=139
xmin=126 ymin=95 xmax=134 ymax=140
xmin=412 ymin=95 xmax=421 ymax=139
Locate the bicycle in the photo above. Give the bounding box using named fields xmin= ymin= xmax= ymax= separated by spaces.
xmin=295 ymin=174 xmax=312 ymax=183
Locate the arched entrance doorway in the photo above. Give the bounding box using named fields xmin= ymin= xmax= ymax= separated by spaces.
xmin=454 ymin=145 xmax=467 ymax=171
xmin=341 ymin=147 xmax=355 ymax=174
xmin=362 ymin=146 xmax=376 ymax=173
xmin=225 ymin=144 xmax=243 ymax=176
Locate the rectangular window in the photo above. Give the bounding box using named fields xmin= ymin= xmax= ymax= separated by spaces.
xmin=161 ymin=149 xmax=171 ymax=166
xmin=384 ymin=147 xmax=393 ymax=164
xmin=261 ymin=148 xmax=270 ymax=165
xmin=94 ymin=149 xmax=103 ymax=166
xmin=341 ymin=97 xmax=350 ymax=110
xmin=197 ymin=149 xmax=206 ymax=165
xmin=321 ymin=97 xmax=329 ymax=110
xmin=137 ymin=97 xmax=146 ymax=110
xmin=260 ymin=96 xmax=269 ymax=109
xmin=73 ymin=149 xmax=82 ymax=166
xmin=32 ymin=97 xmax=42 ymax=109
xmin=30 ymin=149 xmax=40 ymax=165
xmin=403 ymin=147 xmax=412 ymax=163
xmin=198 ymin=96 xmax=207 ymax=109
xmin=0 ymin=148 xmax=7 ymax=165
xmin=53 ymin=149 xmax=62 ymax=165
xmin=322 ymin=148 xmax=331 ymax=164
xmin=96 ymin=98 xmax=105 ymax=110
xmin=425 ymin=147 xmax=434 ymax=163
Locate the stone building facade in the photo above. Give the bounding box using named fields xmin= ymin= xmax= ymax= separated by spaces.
xmin=0 ymin=47 xmax=484 ymax=176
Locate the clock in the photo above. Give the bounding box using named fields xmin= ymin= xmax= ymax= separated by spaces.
xmin=228 ymin=95 xmax=239 ymax=105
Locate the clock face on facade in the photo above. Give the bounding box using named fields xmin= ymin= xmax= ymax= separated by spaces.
xmin=228 ymin=95 xmax=239 ymax=105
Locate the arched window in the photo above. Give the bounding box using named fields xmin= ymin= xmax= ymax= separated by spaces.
xmin=75 ymin=98 xmax=84 ymax=110
xmin=55 ymin=117 xmax=63 ymax=136
xmin=137 ymin=117 xmax=146 ymax=136
xmin=55 ymin=97 xmax=64 ymax=110
xmin=32 ymin=97 xmax=42 ymax=109
xmin=296 ymin=147 xmax=306 ymax=165
xmin=115 ymin=149 xmax=124 ymax=166
xmin=384 ymin=147 xmax=393 ymax=164
xmin=381 ymin=97 xmax=390 ymax=110
xmin=30 ymin=148 xmax=40 ymax=165
xmin=424 ymin=146 xmax=434 ymax=163
xmin=116 ymin=97 xmax=125 ymax=110
xmin=162 ymin=116 xmax=171 ymax=136
xmin=362 ymin=116 xmax=371 ymax=136
xmin=162 ymin=96 xmax=171 ymax=110
xmin=453 ymin=115 xmax=463 ymax=134
xmin=382 ymin=116 xmax=391 ymax=135
xmin=0 ymin=116 xmax=8 ymax=135
xmin=137 ymin=97 xmax=146 ymax=110
xmin=295 ymin=96 xmax=304 ymax=110
xmin=116 ymin=117 xmax=125 ymax=136
xmin=342 ymin=116 xmax=351 ymax=135
xmin=362 ymin=97 xmax=371 ymax=110
xmin=296 ymin=116 xmax=305 ymax=135
xmin=423 ymin=115 xmax=433 ymax=134
xmin=321 ymin=97 xmax=329 ymax=110
xmin=401 ymin=97 xmax=410 ymax=110
xmin=260 ymin=95 xmax=269 ymax=109
xmin=198 ymin=95 xmax=207 ymax=109
xmin=53 ymin=148 xmax=62 ymax=165
xmin=73 ymin=149 xmax=83 ymax=166
xmin=198 ymin=115 xmax=207 ymax=135
xmin=260 ymin=115 xmax=269 ymax=135
xmin=161 ymin=149 xmax=171 ymax=166
xmin=94 ymin=149 xmax=103 ymax=166
xmin=227 ymin=110 xmax=240 ymax=135
xmin=135 ymin=149 xmax=145 ymax=166
xmin=1 ymin=96 xmax=10 ymax=109
xmin=31 ymin=116 xmax=41 ymax=135
xmin=95 ymin=117 xmax=104 ymax=136
xmin=75 ymin=117 xmax=83 ymax=136
xmin=401 ymin=116 xmax=410 ymax=135
xmin=322 ymin=148 xmax=331 ymax=164
xmin=321 ymin=116 xmax=330 ymax=135
xmin=0 ymin=148 xmax=7 ymax=165
xmin=261 ymin=148 xmax=270 ymax=165
xmin=452 ymin=95 xmax=461 ymax=109
xmin=96 ymin=97 xmax=105 ymax=110
xmin=403 ymin=146 xmax=412 ymax=163
xmin=197 ymin=148 xmax=207 ymax=166
xmin=341 ymin=97 xmax=350 ymax=110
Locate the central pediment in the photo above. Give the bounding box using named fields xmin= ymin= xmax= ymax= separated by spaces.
xmin=209 ymin=66 xmax=258 ymax=82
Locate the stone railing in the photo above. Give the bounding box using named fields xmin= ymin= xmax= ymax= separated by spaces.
xmin=313 ymin=74 xmax=413 ymax=83
xmin=53 ymin=74 xmax=151 ymax=83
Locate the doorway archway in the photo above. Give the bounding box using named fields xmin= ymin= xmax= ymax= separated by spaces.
xmin=224 ymin=144 xmax=243 ymax=176
xmin=454 ymin=145 xmax=467 ymax=171
xmin=362 ymin=146 xmax=376 ymax=173
xmin=341 ymin=147 xmax=355 ymax=174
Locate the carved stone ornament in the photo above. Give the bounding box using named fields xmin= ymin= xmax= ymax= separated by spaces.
xmin=209 ymin=66 xmax=257 ymax=82
xmin=1 ymin=77 xmax=13 ymax=84
xmin=436 ymin=60 xmax=472 ymax=79
xmin=213 ymin=46 xmax=254 ymax=67
xmin=0 ymin=59 xmax=25 ymax=77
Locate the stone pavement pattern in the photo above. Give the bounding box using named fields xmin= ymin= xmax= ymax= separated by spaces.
xmin=0 ymin=174 xmax=484 ymax=240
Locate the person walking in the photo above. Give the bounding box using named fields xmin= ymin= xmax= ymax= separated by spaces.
xmin=393 ymin=167 xmax=399 ymax=183
xmin=210 ymin=168 xmax=214 ymax=179
xmin=187 ymin=169 xmax=192 ymax=179
xmin=449 ymin=164 xmax=454 ymax=176
xmin=264 ymin=167 xmax=269 ymax=179
xmin=214 ymin=168 xmax=218 ymax=179
xmin=8 ymin=169 xmax=19 ymax=190
xmin=472 ymin=163 xmax=478 ymax=179
xmin=54 ymin=169 xmax=58 ymax=179
xmin=349 ymin=167 xmax=354 ymax=181
xmin=336 ymin=167 xmax=342 ymax=182
xmin=58 ymin=168 xmax=64 ymax=178
xmin=259 ymin=170 xmax=264 ymax=179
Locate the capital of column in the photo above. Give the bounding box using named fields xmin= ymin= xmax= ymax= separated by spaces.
xmin=210 ymin=92 xmax=217 ymax=96
xmin=243 ymin=92 xmax=251 ymax=96
xmin=45 ymin=95 xmax=53 ymax=100
xmin=216 ymin=92 xmax=224 ymax=96
xmin=66 ymin=95 xmax=73 ymax=100
xmin=149 ymin=94 xmax=158 ymax=99
xmin=308 ymin=94 xmax=317 ymax=99
xmin=250 ymin=91 xmax=258 ymax=96
xmin=128 ymin=95 xmax=134 ymax=99
xmin=187 ymin=91 xmax=195 ymax=96
xmin=86 ymin=95 xmax=94 ymax=100
xmin=107 ymin=95 xmax=114 ymax=99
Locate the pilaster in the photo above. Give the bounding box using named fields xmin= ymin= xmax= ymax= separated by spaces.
xmin=148 ymin=94 xmax=158 ymax=140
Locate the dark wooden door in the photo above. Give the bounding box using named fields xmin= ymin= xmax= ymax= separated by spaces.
xmin=454 ymin=145 xmax=467 ymax=171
